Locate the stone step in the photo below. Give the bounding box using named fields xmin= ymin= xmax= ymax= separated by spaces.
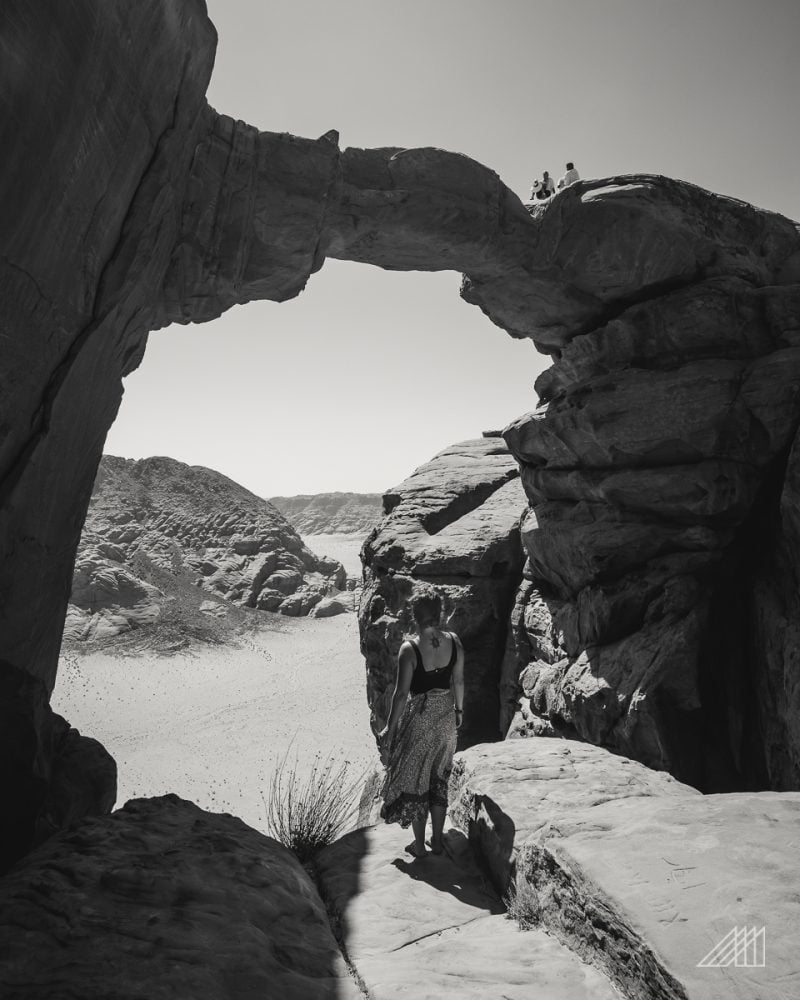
xmin=316 ymin=823 xmax=621 ymax=999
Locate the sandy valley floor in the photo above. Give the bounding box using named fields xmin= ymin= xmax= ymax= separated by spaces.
xmin=52 ymin=612 xmax=379 ymax=835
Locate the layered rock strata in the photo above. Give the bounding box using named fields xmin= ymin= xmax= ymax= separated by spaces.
xmin=67 ymin=455 xmax=345 ymax=640
xmin=451 ymin=740 xmax=800 ymax=1000
xmin=270 ymin=492 xmax=383 ymax=535
xmin=360 ymin=437 xmax=526 ymax=746
xmin=502 ymin=186 xmax=800 ymax=791
xmin=0 ymin=795 xmax=360 ymax=1000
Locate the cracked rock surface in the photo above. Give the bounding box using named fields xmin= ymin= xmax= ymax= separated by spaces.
xmin=451 ymin=739 xmax=800 ymax=1000
xmin=315 ymin=822 xmax=620 ymax=1000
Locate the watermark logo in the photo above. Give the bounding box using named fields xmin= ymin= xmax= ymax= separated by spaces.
xmin=697 ymin=926 xmax=766 ymax=968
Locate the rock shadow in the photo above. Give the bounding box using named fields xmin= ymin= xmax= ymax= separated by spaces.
xmin=390 ymin=829 xmax=505 ymax=915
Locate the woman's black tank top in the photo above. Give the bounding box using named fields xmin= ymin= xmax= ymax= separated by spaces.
xmin=409 ymin=633 xmax=457 ymax=694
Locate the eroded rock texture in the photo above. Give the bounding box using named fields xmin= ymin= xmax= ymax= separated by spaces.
xmin=0 ymin=795 xmax=360 ymax=1000
xmin=451 ymin=740 xmax=800 ymax=1000
xmin=360 ymin=437 xmax=526 ymax=746
xmin=270 ymin=492 xmax=383 ymax=535
xmin=503 ymin=180 xmax=800 ymax=792
xmin=0 ymin=0 xmax=218 ymax=870
xmin=67 ymin=455 xmax=344 ymax=640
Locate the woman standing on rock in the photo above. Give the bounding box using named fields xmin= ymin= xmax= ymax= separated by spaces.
xmin=378 ymin=590 xmax=465 ymax=856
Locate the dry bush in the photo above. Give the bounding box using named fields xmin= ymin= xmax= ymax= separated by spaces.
xmin=263 ymin=749 xmax=366 ymax=863
xmin=504 ymin=845 xmax=541 ymax=930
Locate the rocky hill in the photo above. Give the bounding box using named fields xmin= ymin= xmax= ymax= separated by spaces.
xmin=269 ymin=492 xmax=382 ymax=535
xmin=66 ymin=456 xmax=346 ymax=642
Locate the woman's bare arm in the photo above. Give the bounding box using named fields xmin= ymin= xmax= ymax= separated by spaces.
xmin=381 ymin=642 xmax=415 ymax=743
xmin=452 ymin=634 xmax=465 ymax=730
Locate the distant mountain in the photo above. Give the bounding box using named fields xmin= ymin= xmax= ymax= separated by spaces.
xmin=66 ymin=456 xmax=346 ymax=642
xmin=270 ymin=492 xmax=384 ymax=535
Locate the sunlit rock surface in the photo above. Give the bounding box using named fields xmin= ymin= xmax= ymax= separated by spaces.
xmin=451 ymin=739 xmax=800 ymax=1000
xmin=66 ymin=455 xmax=345 ymax=640
xmin=0 ymin=796 xmax=360 ymax=999
xmin=315 ymin=822 xmax=619 ymax=1000
xmin=359 ymin=437 xmax=526 ymax=747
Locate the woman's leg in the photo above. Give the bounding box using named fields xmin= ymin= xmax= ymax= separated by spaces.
xmin=430 ymin=804 xmax=446 ymax=853
xmin=410 ymin=812 xmax=428 ymax=855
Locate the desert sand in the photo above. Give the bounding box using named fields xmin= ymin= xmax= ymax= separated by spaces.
xmin=52 ymin=611 xmax=379 ymax=835
xmin=303 ymin=532 xmax=367 ymax=577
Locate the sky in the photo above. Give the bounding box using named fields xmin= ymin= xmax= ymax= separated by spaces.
xmin=105 ymin=0 xmax=800 ymax=497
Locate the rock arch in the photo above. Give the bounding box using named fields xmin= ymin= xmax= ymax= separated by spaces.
xmin=3 ymin=0 xmax=800 ymax=868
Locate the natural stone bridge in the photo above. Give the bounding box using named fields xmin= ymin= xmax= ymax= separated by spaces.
xmin=3 ymin=0 xmax=800 ymax=873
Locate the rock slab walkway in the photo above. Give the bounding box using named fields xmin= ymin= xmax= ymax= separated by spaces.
xmin=316 ymin=822 xmax=620 ymax=999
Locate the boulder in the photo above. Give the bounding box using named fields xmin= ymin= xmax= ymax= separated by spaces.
xmin=360 ymin=438 xmax=526 ymax=747
xmin=0 ymin=795 xmax=360 ymax=999
xmin=64 ymin=545 xmax=163 ymax=640
xmin=451 ymin=739 xmax=800 ymax=1000
xmin=310 ymin=593 xmax=354 ymax=618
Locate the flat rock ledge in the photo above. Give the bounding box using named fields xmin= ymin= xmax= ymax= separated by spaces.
xmin=315 ymin=822 xmax=620 ymax=1000
xmin=0 ymin=796 xmax=361 ymax=1000
xmin=450 ymin=739 xmax=800 ymax=1000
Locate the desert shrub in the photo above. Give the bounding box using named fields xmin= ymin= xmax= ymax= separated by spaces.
xmin=504 ymin=845 xmax=541 ymax=930
xmin=263 ymin=749 xmax=366 ymax=863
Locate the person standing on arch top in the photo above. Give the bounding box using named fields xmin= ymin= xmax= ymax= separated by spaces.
xmin=378 ymin=589 xmax=465 ymax=857
xmin=558 ymin=161 xmax=580 ymax=189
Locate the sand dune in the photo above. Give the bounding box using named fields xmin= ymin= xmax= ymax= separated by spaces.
xmin=52 ymin=613 xmax=379 ymax=835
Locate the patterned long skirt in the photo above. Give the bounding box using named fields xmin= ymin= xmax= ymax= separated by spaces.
xmin=380 ymin=690 xmax=458 ymax=828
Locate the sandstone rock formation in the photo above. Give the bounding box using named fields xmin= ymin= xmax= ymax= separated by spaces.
xmin=270 ymin=492 xmax=383 ymax=535
xmin=66 ymin=455 xmax=345 ymax=640
xmin=502 ymin=183 xmax=800 ymax=792
xmin=451 ymin=739 xmax=800 ymax=1000
xmin=360 ymin=437 xmax=526 ymax=746
xmin=3 ymin=0 xmax=800 ymax=866
xmin=0 ymin=795 xmax=361 ymax=999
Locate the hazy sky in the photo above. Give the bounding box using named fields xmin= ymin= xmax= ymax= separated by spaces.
xmin=105 ymin=0 xmax=800 ymax=497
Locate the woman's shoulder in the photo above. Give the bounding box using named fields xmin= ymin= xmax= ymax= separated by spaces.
xmin=398 ymin=637 xmax=418 ymax=658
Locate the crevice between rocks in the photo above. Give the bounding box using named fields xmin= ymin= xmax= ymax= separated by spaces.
xmin=697 ymin=439 xmax=793 ymax=791
xmin=306 ymin=859 xmax=374 ymax=1000
xmin=516 ymin=844 xmax=689 ymax=1000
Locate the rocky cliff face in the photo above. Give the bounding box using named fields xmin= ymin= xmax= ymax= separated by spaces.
xmin=270 ymin=492 xmax=383 ymax=535
xmin=503 ymin=181 xmax=800 ymax=792
xmin=2 ymin=0 xmax=800 ymax=866
xmin=360 ymin=437 xmax=526 ymax=746
xmin=67 ymin=455 xmax=345 ymax=640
